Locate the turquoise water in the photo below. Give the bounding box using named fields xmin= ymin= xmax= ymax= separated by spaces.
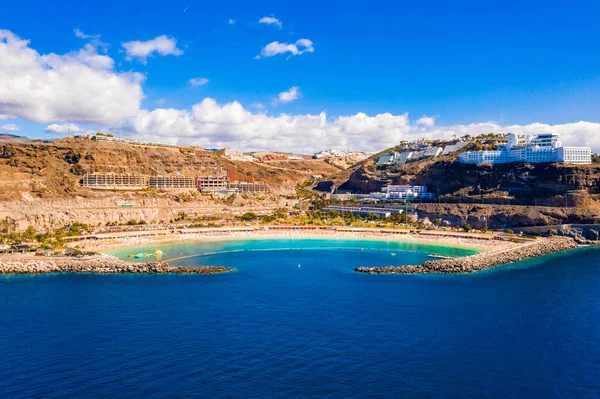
xmin=106 ymin=237 xmax=479 ymax=267
xmin=1 ymin=239 xmax=599 ymax=398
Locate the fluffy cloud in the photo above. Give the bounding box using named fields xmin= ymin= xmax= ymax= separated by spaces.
xmin=274 ymin=86 xmax=300 ymax=105
xmin=188 ymin=77 xmax=209 ymax=86
xmin=121 ymin=35 xmax=183 ymax=64
xmin=115 ymin=97 xmax=600 ymax=154
xmin=74 ymin=29 xmax=100 ymax=40
xmin=119 ymin=98 xmax=414 ymax=153
xmin=258 ymin=16 xmax=282 ymax=29
xmin=0 ymin=29 xmax=144 ymax=125
xmin=1 ymin=123 xmax=20 ymax=132
xmin=416 ymin=116 xmax=435 ymax=128
xmin=45 ymin=123 xmax=83 ymax=134
xmin=255 ymin=39 xmax=314 ymax=59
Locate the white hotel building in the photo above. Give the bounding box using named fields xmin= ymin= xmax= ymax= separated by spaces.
xmin=370 ymin=185 xmax=435 ymax=200
xmin=458 ymin=133 xmax=591 ymax=165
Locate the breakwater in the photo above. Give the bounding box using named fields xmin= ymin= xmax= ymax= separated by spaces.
xmin=356 ymin=237 xmax=579 ymax=274
xmin=0 ymin=257 xmax=234 ymax=275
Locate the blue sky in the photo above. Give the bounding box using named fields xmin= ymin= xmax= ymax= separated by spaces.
xmin=1 ymin=0 xmax=600 ymax=152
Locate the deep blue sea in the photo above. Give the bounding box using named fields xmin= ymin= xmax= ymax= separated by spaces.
xmin=1 ymin=238 xmax=600 ymax=398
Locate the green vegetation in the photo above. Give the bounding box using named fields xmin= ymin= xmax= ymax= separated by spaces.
xmin=238 ymin=212 xmax=258 ymax=222
xmin=0 ymin=221 xmax=93 ymax=246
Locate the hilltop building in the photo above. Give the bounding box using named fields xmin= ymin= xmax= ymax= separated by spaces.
xmin=458 ymin=133 xmax=591 ymax=165
xmin=224 ymin=148 xmax=256 ymax=162
xmin=313 ymin=149 xmax=371 ymax=160
xmin=376 ymin=140 xmax=468 ymax=166
xmin=254 ymin=152 xmax=289 ymax=162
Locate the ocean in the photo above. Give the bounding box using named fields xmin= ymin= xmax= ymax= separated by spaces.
xmin=1 ymin=238 xmax=599 ymax=398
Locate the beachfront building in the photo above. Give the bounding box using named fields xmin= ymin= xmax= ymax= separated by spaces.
xmin=323 ymin=206 xmax=403 ymax=218
xmin=458 ymin=133 xmax=591 ymax=165
xmin=148 ymin=176 xmax=197 ymax=190
xmin=370 ymin=185 xmax=435 ymax=200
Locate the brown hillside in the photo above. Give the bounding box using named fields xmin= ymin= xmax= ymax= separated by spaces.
xmin=0 ymin=138 xmax=339 ymax=200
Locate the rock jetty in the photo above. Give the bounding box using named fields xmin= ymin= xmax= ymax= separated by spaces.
xmin=0 ymin=257 xmax=234 ymax=275
xmin=356 ymin=237 xmax=579 ymax=274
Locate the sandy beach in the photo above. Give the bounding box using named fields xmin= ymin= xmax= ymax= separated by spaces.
xmin=73 ymin=227 xmax=517 ymax=253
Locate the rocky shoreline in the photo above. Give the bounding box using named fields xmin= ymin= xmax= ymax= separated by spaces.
xmin=0 ymin=256 xmax=234 ymax=275
xmin=355 ymin=237 xmax=579 ymax=274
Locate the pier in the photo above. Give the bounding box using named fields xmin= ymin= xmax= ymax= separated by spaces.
xmin=356 ymin=237 xmax=579 ymax=274
xmin=0 ymin=256 xmax=234 ymax=275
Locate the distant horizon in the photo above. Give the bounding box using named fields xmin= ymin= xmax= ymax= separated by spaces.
xmin=2 ymin=130 xmax=597 ymax=157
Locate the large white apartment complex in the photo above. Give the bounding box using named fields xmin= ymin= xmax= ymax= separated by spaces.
xmin=458 ymin=133 xmax=591 ymax=165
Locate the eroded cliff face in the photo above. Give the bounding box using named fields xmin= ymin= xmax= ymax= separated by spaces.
xmin=0 ymin=138 xmax=339 ymax=200
xmin=328 ymin=159 xmax=600 ymax=207
xmin=0 ymin=192 xmax=290 ymax=231
xmin=413 ymin=203 xmax=600 ymax=230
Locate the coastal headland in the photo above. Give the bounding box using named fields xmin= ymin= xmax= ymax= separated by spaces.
xmin=356 ymin=236 xmax=579 ymax=274
xmin=0 ymin=255 xmax=234 ymax=275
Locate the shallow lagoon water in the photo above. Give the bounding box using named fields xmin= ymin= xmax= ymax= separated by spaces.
xmin=1 ymin=239 xmax=599 ymax=398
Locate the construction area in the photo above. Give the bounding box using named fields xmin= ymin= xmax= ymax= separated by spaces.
xmin=148 ymin=176 xmax=197 ymax=189
xmin=81 ymin=172 xmax=269 ymax=194
xmin=81 ymin=174 xmax=147 ymax=190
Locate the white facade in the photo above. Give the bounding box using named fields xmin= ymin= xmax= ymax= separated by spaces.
xmin=370 ymin=185 xmax=434 ymax=200
xmin=459 ymin=133 xmax=591 ymax=165
xmin=224 ymin=148 xmax=256 ymax=162
xmin=558 ymin=147 xmax=592 ymax=164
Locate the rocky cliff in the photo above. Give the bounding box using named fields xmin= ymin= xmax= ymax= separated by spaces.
xmin=0 ymin=138 xmax=339 ymax=200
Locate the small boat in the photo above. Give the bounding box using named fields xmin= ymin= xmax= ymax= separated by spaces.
xmin=391 ymin=253 xmax=396 ymax=256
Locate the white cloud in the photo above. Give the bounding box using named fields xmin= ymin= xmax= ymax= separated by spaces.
xmin=45 ymin=123 xmax=83 ymax=134
xmin=74 ymin=29 xmax=100 ymax=40
xmin=255 ymin=38 xmax=314 ymax=59
xmin=121 ymin=35 xmax=183 ymax=64
xmin=188 ymin=77 xmax=209 ymax=87
xmin=258 ymin=16 xmax=282 ymax=29
xmin=228 ymin=18 xmax=236 ymax=25
xmin=115 ymin=97 xmax=600 ymax=154
xmin=0 ymin=29 xmax=144 ymax=125
xmin=416 ymin=116 xmax=435 ymax=128
xmin=274 ymin=86 xmax=300 ymax=105
xmin=1 ymin=123 xmax=20 ymax=132
xmin=157 ymin=98 xmax=166 ymax=106
xmin=251 ymin=102 xmax=265 ymax=110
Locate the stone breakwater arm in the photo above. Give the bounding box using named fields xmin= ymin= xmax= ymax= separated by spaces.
xmin=355 ymin=237 xmax=579 ymax=274
xmin=0 ymin=257 xmax=234 ymax=275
